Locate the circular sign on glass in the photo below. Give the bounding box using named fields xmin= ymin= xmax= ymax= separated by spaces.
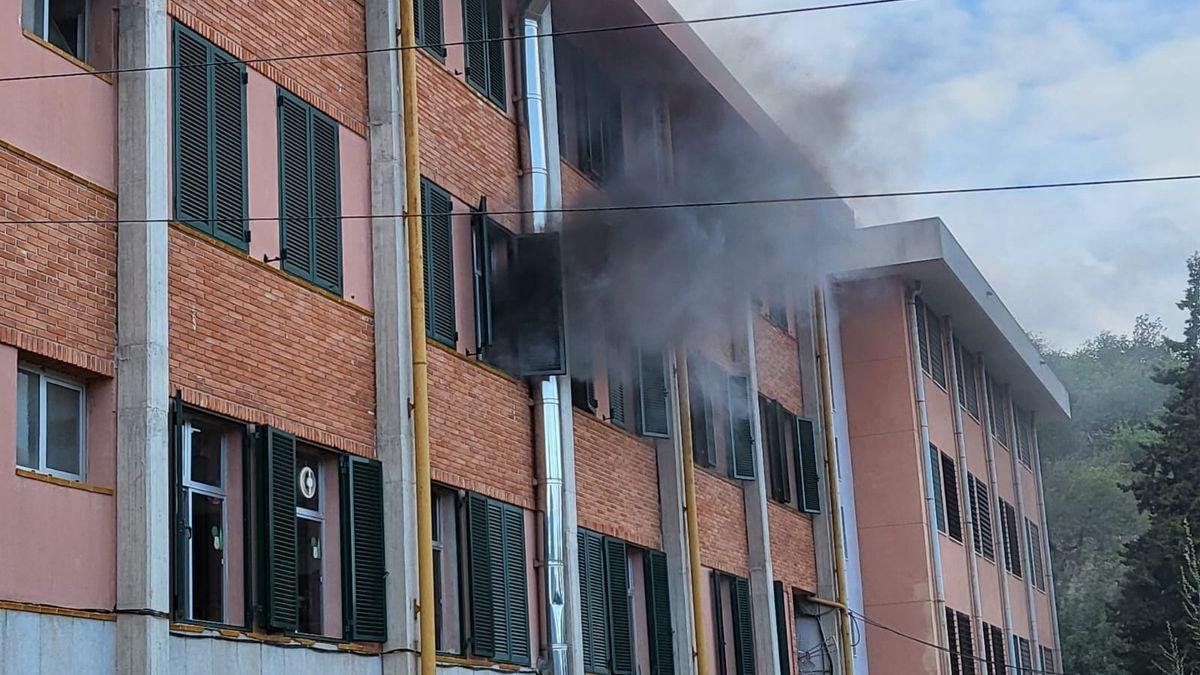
xmin=299 ymin=465 xmax=318 ymax=500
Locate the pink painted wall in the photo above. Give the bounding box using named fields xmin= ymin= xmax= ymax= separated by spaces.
xmin=452 ymin=195 xmax=476 ymax=355
xmin=0 ymin=0 xmax=116 ymax=189
xmin=223 ymin=425 xmax=246 ymax=624
xmin=339 ymin=126 xmax=372 ymax=309
xmin=0 ymin=344 xmax=117 ymax=608
xmin=321 ymin=451 xmax=343 ymax=638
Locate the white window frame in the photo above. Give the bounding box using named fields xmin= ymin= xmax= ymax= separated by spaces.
xmin=295 ymin=456 xmax=325 ymax=635
xmin=17 ymin=363 xmax=86 ymax=481
xmin=181 ymin=420 xmax=227 ymax=622
xmin=34 ymin=0 xmax=89 ymax=60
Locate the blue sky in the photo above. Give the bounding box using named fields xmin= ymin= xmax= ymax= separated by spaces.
xmin=677 ymin=0 xmax=1200 ymax=347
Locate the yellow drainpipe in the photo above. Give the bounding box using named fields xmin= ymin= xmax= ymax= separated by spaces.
xmin=672 ymin=345 xmax=710 ymax=675
xmin=814 ymin=288 xmax=855 ymax=675
xmin=398 ymin=3 xmax=436 ymax=674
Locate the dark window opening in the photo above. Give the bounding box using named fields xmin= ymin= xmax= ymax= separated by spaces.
xmin=557 ymin=40 xmax=623 ymax=183
xmin=463 ymin=0 xmax=506 ymax=108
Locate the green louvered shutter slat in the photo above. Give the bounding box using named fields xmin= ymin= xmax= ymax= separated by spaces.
xmin=732 ymin=577 xmax=756 ymax=675
xmin=929 ymin=445 xmax=946 ymax=533
xmin=412 ymin=0 xmax=425 ymax=46
xmin=210 ymin=49 xmax=247 ymax=248
xmin=915 ymin=296 xmax=930 ymax=374
xmin=463 ymin=0 xmax=488 ymax=95
xmin=795 ymin=418 xmax=821 ymax=513
xmin=422 ymin=179 xmax=457 ymax=347
xmin=423 ymin=0 xmax=446 ymax=57
xmin=773 ymin=581 xmax=791 ymax=675
xmin=502 ymin=503 xmax=531 ymax=665
xmin=173 ymin=26 xmax=211 ymax=230
xmin=580 ymin=530 xmax=609 ymax=672
xmin=483 ymin=0 xmax=506 ymax=108
xmin=467 ymin=493 xmax=496 ymax=658
xmin=487 ymin=500 xmax=510 ymax=661
xmin=956 ymin=611 xmax=974 ymax=675
xmin=605 ymin=538 xmax=633 ymax=675
xmin=608 ymin=345 xmax=627 ymax=430
xmin=644 ymin=550 xmax=674 ymax=675
xmin=261 ymin=427 xmax=298 ymax=631
xmin=340 ymin=456 xmax=387 ymax=642
xmin=728 ymin=374 xmax=755 ymax=480
xmin=577 ymin=531 xmax=595 ymax=672
xmin=310 ymin=113 xmax=342 ymax=294
xmin=942 ymin=453 xmax=963 ymax=542
xmin=278 ymin=92 xmax=313 ymax=281
xmin=637 ymin=349 xmax=670 ymax=438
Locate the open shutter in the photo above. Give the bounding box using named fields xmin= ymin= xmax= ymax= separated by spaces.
xmin=260 ymin=427 xmax=298 ymax=631
xmin=512 ymin=233 xmax=566 ymax=376
xmin=608 ymin=344 xmax=628 ymax=429
xmin=579 ymin=530 xmax=609 ymax=673
xmin=972 ymin=476 xmax=995 ymax=561
xmin=340 ymin=455 xmax=387 ymax=642
xmin=467 ymin=494 xmax=496 ymax=658
xmin=463 ymin=0 xmax=488 ymax=94
xmin=211 ymin=49 xmax=248 ymax=247
xmin=689 ymin=358 xmax=717 ymax=468
xmin=471 ymin=210 xmax=493 ymax=352
xmin=637 ymin=349 xmax=670 ymax=438
xmin=170 ymin=392 xmax=187 ymax=620
xmin=643 ymin=550 xmax=674 ymax=675
xmin=278 ymin=91 xmax=313 ymax=281
xmin=727 ymin=374 xmax=755 ymax=480
xmin=310 ymin=113 xmax=342 ymax=294
xmin=760 ymin=397 xmax=781 ymax=499
xmin=732 ymin=577 xmax=756 ymax=675
xmin=773 ymin=581 xmax=791 ymax=675
xmin=915 ymin=296 xmax=930 ymax=374
xmin=605 ymin=539 xmax=633 ymax=675
xmin=942 ymin=453 xmax=963 ymax=541
xmin=173 ymin=25 xmax=213 ymax=230
xmin=929 ymin=445 xmax=946 ymax=533
xmin=421 ymin=178 xmax=457 ymax=347
xmin=795 ymin=418 xmax=821 ymax=513
xmin=501 ymin=503 xmax=531 ymax=665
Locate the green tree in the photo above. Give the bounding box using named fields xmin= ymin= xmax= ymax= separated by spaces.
xmin=1114 ymin=254 xmax=1200 ymax=674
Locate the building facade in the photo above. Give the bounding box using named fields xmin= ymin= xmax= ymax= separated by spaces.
xmin=0 ymin=2 xmax=1060 ymax=675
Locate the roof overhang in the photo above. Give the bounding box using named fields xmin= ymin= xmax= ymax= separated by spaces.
xmin=831 ymin=218 xmax=1071 ymax=422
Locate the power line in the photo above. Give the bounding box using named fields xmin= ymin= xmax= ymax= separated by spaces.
xmin=848 ymin=609 xmax=1067 ymax=675
xmin=0 ymin=0 xmax=916 ymax=84
xmin=2 ymin=172 xmax=1198 ymax=226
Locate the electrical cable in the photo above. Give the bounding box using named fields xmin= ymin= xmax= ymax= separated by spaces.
xmin=2 ymin=172 xmax=1198 ymax=226
xmin=0 ymin=0 xmax=917 ymax=84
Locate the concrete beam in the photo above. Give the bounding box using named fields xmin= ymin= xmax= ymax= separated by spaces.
xmin=115 ymin=0 xmax=171 ymax=672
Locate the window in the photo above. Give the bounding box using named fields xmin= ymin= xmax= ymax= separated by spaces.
xmin=471 ymin=206 xmax=511 ymax=361
xmin=944 ymin=608 xmax=976 ymax=675
xmin=929 ymin=444 xmax=962 ymax=540
xmin=413 ymin=0 xmax=445 ymax=58
xmin=179 ymin=416 xmax=228 ymax=623
xmin=604 ymin=344 xmax=670 ymax=439
xmin=727 ymin=375 xmax=755 ymax=480
xmin=421 ymin=177 xmax=457 ymax=347
xmin=968 ymin=474 xmax=995 ymax=562
xmin=558 ymin=40 xmax=623 ymax=182
xmin=1026 ymin=518 xmax=1046 ymax=591
xmin=294 ymin=449 xmax=325 ymax=635
xmin=173 ymin=24 xmax=248 ymax=249
xmin=1012 ymin=636 xmax=1033 ymax=675
xmin=689 ymin=356 xmax=720 ymax=469
xmin=987 ymin=377 xmax=1010 ymax=447
xmin=578 ymin=530 xmax=631 ymax=674
xmin=463 ymin=0 xmax=506 ymax=109
xmin=1039 ymin=646 xmax=1057 ymax=674
xmin=432 ymin=487 xmax=462 ymax=652
xmin=955 ymin=341 xmax=981 ymax=420
xmin=998 ymin=498 xmax=1023 ymax=578
xmin=278 ymin=88 xmax=343 ymax=295
xmin=1014 ymin=408 xmax=1034 ymax=467
xmin=711 ymin=572 xmax=754 ymax=675
xmin=759 ymin=397 xmax=821 ymax=513
xmin=981 ymin=623 xmax=1006 ymax=675
xmin=914 ymin=297 xmax=947 ymax=388
xmin=465 ymin=493 xmax=530 ymax=664
xmin=767 ymin=300 xmax=789 ymax=333
xmin=16 ymin=365 xmax=85 ymax=480
xmin=793 ymin=592 xmax=834 ymax=674
xmin=23 ymin=0 xmax=88 ymax=59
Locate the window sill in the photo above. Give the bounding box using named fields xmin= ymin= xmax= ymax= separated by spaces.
xmin=15 ymin=467 xmax=112 ymax=495
xmin=170 ymin=622 xmax=382 ymax=654
xmin=21 ymin=30 xmax=114 ymax=84
xmin=437 ymin=654 xmax=532 ymax=671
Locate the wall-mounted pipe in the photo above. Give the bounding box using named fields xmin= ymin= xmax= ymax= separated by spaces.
xmin=978 ymin=357 xmax=1016 ymax=672
xmin=1030 ymin=416 xmax=1064 ymax=659
xmin=672 ymin=344 xmax=710 ymax=675
xmin=905 ymin=285 xmax=950 ymax=674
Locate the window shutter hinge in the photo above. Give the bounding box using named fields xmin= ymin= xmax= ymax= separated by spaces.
xmin=243 ymin=71 xmax=249 ymax=85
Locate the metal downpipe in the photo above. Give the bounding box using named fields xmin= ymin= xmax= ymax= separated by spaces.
xmin=1006 ymin=389 xmax=1040 ymax=659
xmin=672 ymin=345 xmax=709 ymax=675
xmin=905 ymin=285 xmax=950 ymax=674
xmin=978 ymin=357 xmax=1016 ymax=672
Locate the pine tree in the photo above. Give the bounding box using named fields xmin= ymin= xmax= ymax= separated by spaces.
xmin=1114 ymin=254 xmax=1200 ymax=674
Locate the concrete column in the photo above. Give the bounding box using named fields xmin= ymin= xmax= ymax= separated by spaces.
xmin=366 ymin=0 xmax=421 ymax=672
xmin=977 ymin=358 xmax=1016 ymax=672
xmin=742 ymin=308 xmax=781 ymax=674
xmin=115 ymin=0 xmax=171 ymax=671
xmin=660 ymin=350 xmax=699 ymax=673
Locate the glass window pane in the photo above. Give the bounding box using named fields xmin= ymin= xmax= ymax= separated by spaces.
xmin=296 ymin=517 xmax=323 ymax=634
xmin=190 ymin=493 xmax=224 ymax=623
xmin=16 ymin=370 xmax=39 ymax=470
xmin=188 ymin=421 xmax=223 ymax=488
xmin=45 ymin=381 xmax=81 ymax=476
xmin=295 ymin=451 xmax=321 ymax=512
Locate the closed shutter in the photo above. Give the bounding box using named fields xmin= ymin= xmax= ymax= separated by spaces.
xmin=500 ymin=503 xmax=530 ymax=665
xmin=775 ymin=407 xmax=796 ymax=505
xmin=260 ymin=426 xmax=299 ymax=631
xmin=340 ymin=455 xmax=387 ymax=642
xmin=173 ymin=26 xmax=211 ymax=227
xmin=211 ymin=50 xmax=248 ymax=246
xmin=420 ymin=178 xmax=457 ymax=347
xmin=1016 ymin=637 xmax=1033 ymax=674
xmin=637 ymin=349 xmax=670 ymax=438
xmin=483 ymin=0 xmax=506 ymax=108
xmin=278 ymin=92 xmax=312 ymax=281
xmin=512 ymin=233 xmax=566 ymax=376
xmin=915 ymin=296 xmax=930 ymax=374
xmin=609 ymin=343 xmax=628 ymax=430
xmin=310 ymin=114 xmax=342 ymax=293
xmin=643 ymin=550 xmax=674 ymax=675
xmin=945 ymin=608 xmax=961 ymax=675
xmin=956 ymin=611 xmax=975 ymax=675
xmin=414 ymin=0 xmax=446 ymax=57
xmin=963 ymin=349 xmax=980 ymax=418
xmin=464 ymin=0 xmax=505 ymax=108
xmin=466 ymin=494 xmax=496 ymax=658
xmin=688 ymin=357 xmax=717 ymax=468
xmin=605 ymin=539 xmax=633 ymax=675
xmin=1027 ymin=520 xmax=1045 ymax=591
xmin=728 ymin=375 xmax=755 ymax=480
xmin=930 ymin=444 xmax=946 ymax=533
xmin=579 ymin=530 xmax=609 ymax=673
xmin=773 ymin=581 xmax=790 ymax=675
xmin=970 ymin=475 xmax=995 ymax=561
xmin=941 ymin=453 xmax=963 ymax=542
xmin=927 ymin=307 xmax=946 ymax=386
xmin=731 ymin=577 xmax=755 ymax=675
xmin=795 ymin=417 xmax=821 ymax=513
xmin=989 ymin=625 xmax=1006 ymax=675
xmin=1040 ymin=646 xmax=1056 ymax=674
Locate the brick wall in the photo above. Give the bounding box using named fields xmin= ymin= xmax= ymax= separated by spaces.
xmin=754 ymin=314 xmax=803 ymax=413
xmin=428 ymin=343 xmax=536 ymax=509
xmin=574 ymin=411 xmax=661 ymax=550
xmin=696 ymin=469 xmax=749 ymax=577
xmin=169 ymin=0 xmax=367 ymax=135
xmin=768 ymin=502 xmax=817 ymax=593
xmin=0 ymin=143 xmax=116 ymax=373
xmin=168 ymin=226 xmax=376 ymax=455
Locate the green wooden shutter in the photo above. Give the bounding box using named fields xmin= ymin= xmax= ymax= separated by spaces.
xmin=609 ymin=344 xmax=627 ymax=430
xmin=929 ymin=444 xmax=946 ymax=534
xmin=915 ymin=296 xmax=930 ymax=374
xmin=941 ymin=453 xmax=963 ymax=542
xmin=927 ymin=307 xmax=946 ymax=386
xmin=643 ymin=550 xmax=674 ymax=675
xmin=414 ymin=0 xmax=446 ymax=57
xmin=310 ymin=113 xmax=342 ymax=294
xmin=466 ymin=493 xmax=496 ymax=658
xmin=260 ymin=427 xmax=298 ymax=631
xmin=173 ymin=26 xmax=210 ymax=226
xmin=732 ymin=577 xmax=756 ymax=675
xmin=278 ymin=91 xmax=313 ymax=282
xmin=501 ymin=503 xmax=531 ymax=665
xmin=210 ymin=49 xmax=248 ymax=247
xmin=605 ymin=538 xmax=633 ymax=675
xmin=761 ymin=397 xmax=787 ymax=503
xmin=421 ymin=178 xmax=457 ymax=347
xmin=483 ymin=0 xmax=506 ymax=108
xmin=579 ymin=530 xmax=609 ymax=673
xmin=170 ymin=392 xmax=186 ymax=620
xmin=637 ymin=349 xmax=670 ymax=438
xmin=795 ymin=417 xmax=820 ymax=513
xmin=689 ymin=357 xmax=717 ymax=468
xmin=956 ymin=611 xmax=975 ymax=675
xmin=471 ymin=211 xmax=493 ymax=351
xmin=773 ymin=581 xmax=791 ymax=675
xmin=340 ymin=455 xmax=387 ymax=642
xmin=727 ymin=374 xmax=755 ymax=480
xmin=463 ymin=0 xmax=488 ymax=95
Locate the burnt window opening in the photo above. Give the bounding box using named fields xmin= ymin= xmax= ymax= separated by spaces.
xmin=556 ymin=40 xmax=624 ymax=183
